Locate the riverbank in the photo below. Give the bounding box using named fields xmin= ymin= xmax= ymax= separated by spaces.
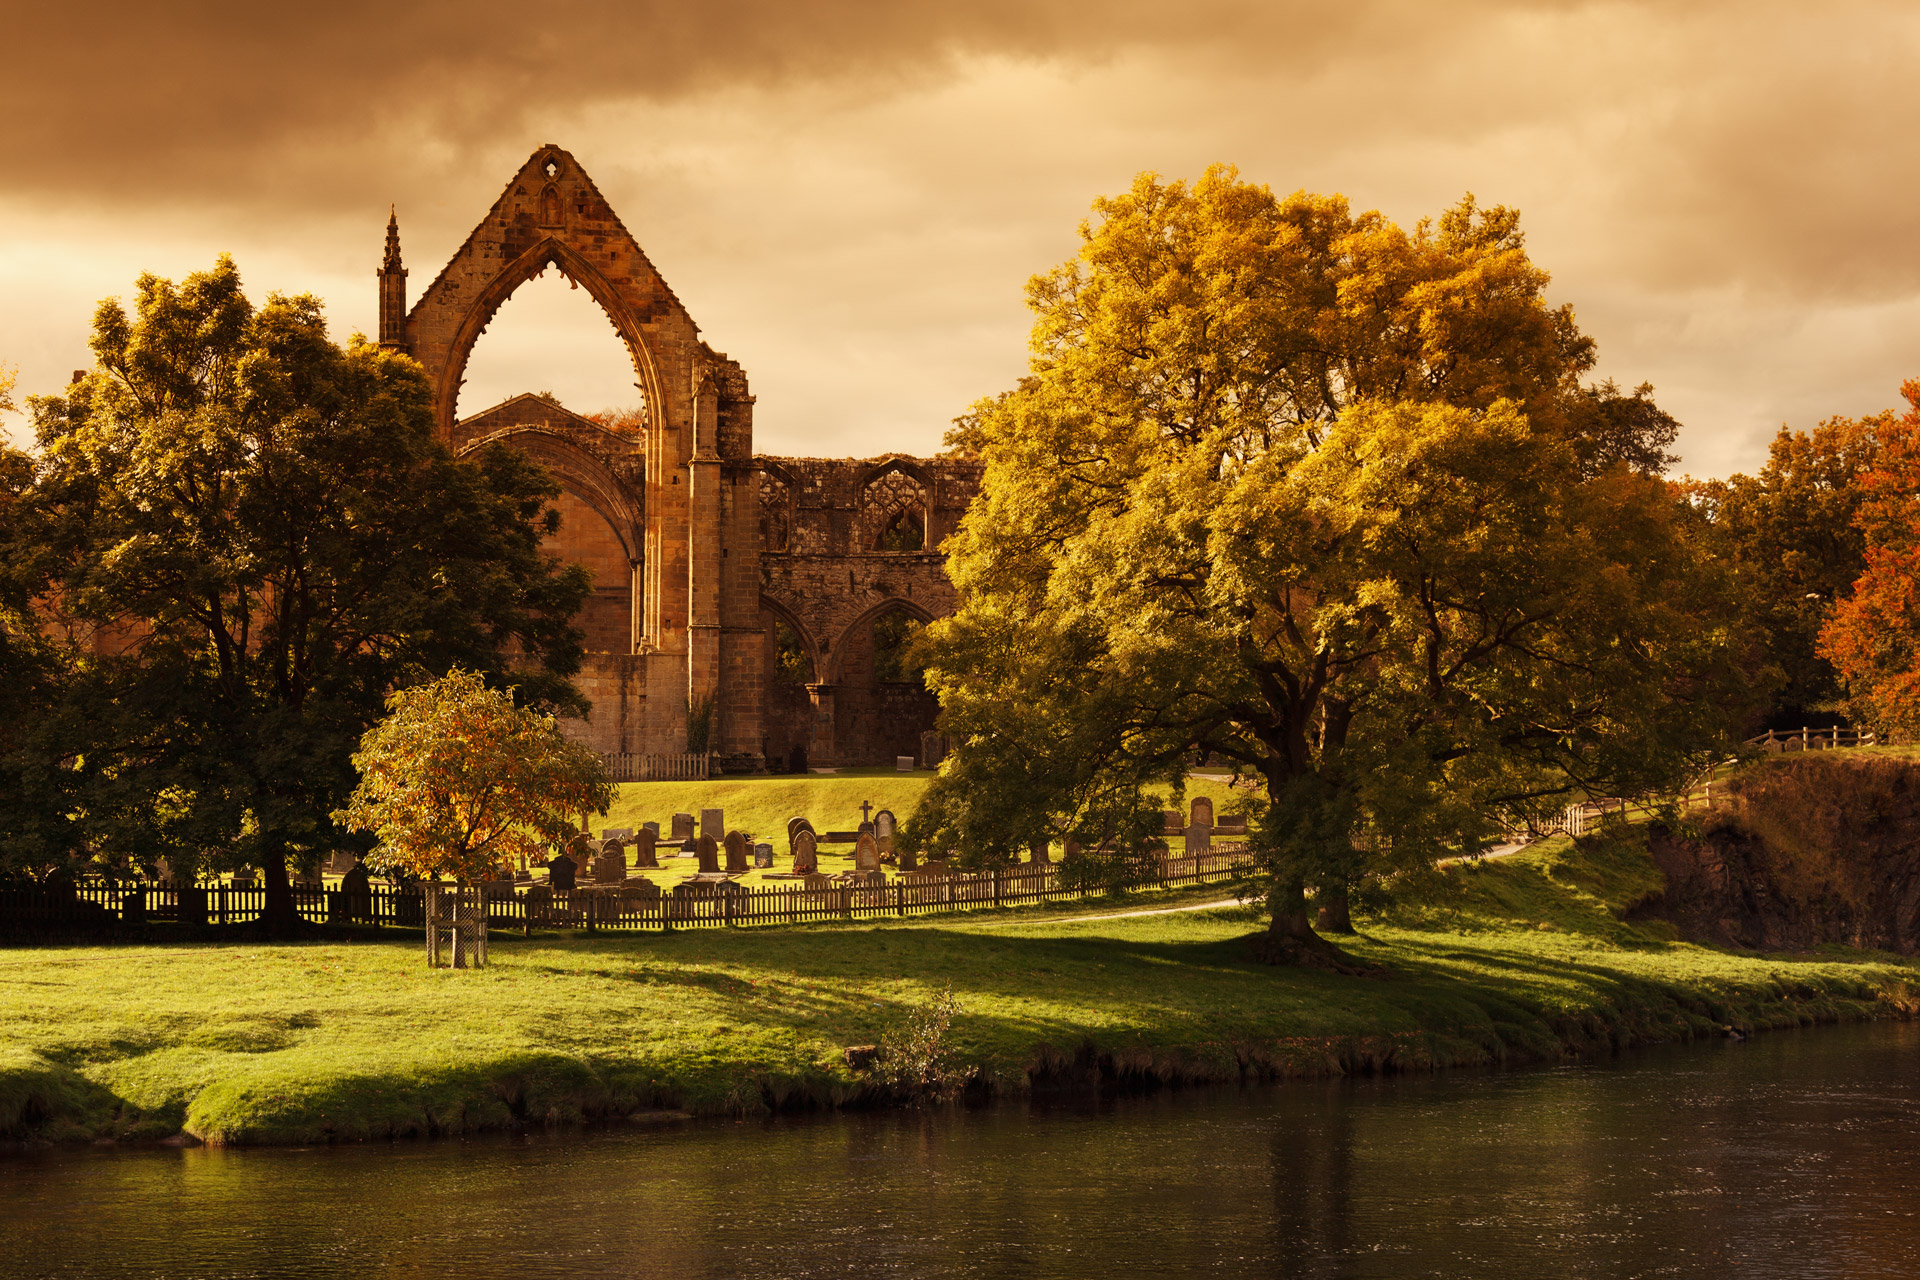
xmin=4 ymin=830 xmax=1916 ymax=1147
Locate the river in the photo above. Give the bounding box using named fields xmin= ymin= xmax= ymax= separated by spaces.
xmin=5 ymin=1020 xmax=1918 ymax=1278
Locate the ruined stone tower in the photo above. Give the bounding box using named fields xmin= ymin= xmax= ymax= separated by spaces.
xmin=381 ymin=146 xmax=980 ymax=770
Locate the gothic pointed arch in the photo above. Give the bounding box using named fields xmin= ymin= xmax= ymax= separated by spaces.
xmin=826 ymin=597 xmax=936 ymax=685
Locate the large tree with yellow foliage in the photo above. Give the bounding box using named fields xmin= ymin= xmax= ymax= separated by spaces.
xmin=905 ymin=168 xmax=1748 ymax=963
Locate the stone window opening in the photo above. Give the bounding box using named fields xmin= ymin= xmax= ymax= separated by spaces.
xmin=759 ymin=472 xmax=792 ymax=552
xmin=861 ymin=469 xmax=928 ymax=553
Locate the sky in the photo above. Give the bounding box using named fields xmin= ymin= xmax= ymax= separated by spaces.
xmin=2 ymin=0 xmax=1916 ymax=477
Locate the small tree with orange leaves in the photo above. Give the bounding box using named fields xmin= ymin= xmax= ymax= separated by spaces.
xmin=335 ymin=669 xmax=612 ymax=889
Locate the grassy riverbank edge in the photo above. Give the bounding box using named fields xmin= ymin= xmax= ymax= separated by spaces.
xmin=5 ymin=830 xmax=1917 ymax=1148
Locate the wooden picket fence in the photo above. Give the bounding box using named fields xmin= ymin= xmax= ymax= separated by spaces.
xmin=603 ymin=752 xmax=711 ymax=782
xmin=0 ymin=845 xmax=1255 ymax=943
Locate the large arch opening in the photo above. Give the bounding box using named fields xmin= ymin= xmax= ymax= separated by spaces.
xmin=550 ymin=490 xmax=633 ymax=655
xmin=832 ymin=601 xmax=938 ymax=765
xmin=758 ymin=598 xmax=818 ymax=772
xmin=453 ymin=265 xmax=647 ymax=427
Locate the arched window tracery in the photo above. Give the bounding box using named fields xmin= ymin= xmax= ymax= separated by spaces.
xmin=860 ymin=469 xmax=928 ymax=552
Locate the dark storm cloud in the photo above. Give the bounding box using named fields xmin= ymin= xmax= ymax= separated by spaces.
xmin=1 ymin=0 xmax=1449 ymax=208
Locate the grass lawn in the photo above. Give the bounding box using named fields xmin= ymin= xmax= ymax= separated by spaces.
xmin=4 ymin=829 xmax=1914 ymax=1147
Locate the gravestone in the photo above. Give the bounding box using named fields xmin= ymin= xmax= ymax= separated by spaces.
xmin=854 ymin=831 xmax=882 ymax=873
xmin=898 ymin=845 xmax=919 ymax=873
xmin=1189 ymin=797 xmax=1214 ymax=827
xmin=724 ymin=830 xmax=750 ymax=874
xmin=623 ymin=880 xmax=662 ymax=907
xmin=1029 ymin=839 xmax=1052 ymax=864
xmin=787 ymin=816 xmax=815 ymax=849
xmin=753 ymin=843 xmax=774 ymax=868
xmin=792 ymin=829 xmax=819 ymax=875
xmin=547 ymin=853 xmax=578 ymax=892
xmin=1162 ymin=810 xmax=1184 ymax=836
xmin=700 ymin=808 xmax=724 ymax=841
xmin=874 ymin=810 xmax=897 ymax=841
xmin=696 ymin=834 xmax=721 ymax=875
xmin=594 ymin=838 xmax=626 ymax=885
xmin=632 ymin=828 xmax=660 ymax=869
xmin=600 ymin=827 xmax=635 ymax=844
xmin=800 ymin=871 xmax=832 ymax=891
xmin=671 ymin=813 xmax=696 ymax=841
xmin=896 ymin=755 xmax=915 ymax=772
xmin=514 ymin=868 xmax=532 ymax=884
xmin=642 ymin=820 xmax=660 ymax=838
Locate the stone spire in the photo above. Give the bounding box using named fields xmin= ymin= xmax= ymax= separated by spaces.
xmin=376 ymin=206 xmax=409 ymax=353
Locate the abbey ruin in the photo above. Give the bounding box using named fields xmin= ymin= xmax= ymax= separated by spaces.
xmin=375 ymin=146 xmax=979 ymax=771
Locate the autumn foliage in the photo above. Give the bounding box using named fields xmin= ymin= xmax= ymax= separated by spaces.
xmin=335 ymin=669 xmax=612 ymax=884
xmin=1818 ymin=381 xmax=1920 ymax=733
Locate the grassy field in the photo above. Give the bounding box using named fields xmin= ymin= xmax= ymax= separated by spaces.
xmin=4 ymin=828 xmax=1915 ymax=1147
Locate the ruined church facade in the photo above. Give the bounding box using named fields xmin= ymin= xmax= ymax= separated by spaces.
xmin=376 ymin=146 xmax=979 ymax=770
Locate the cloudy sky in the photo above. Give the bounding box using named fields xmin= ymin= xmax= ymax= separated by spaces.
xmin=1 ymin=0 xmax=1914 ymax=477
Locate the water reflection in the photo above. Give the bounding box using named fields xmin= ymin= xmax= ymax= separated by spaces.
xmin=4 ymin=1022 xmax=1918 ymax=1278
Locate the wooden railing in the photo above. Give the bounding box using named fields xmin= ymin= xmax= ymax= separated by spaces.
xmin=602 ymin=752 xmax=711 ymax=782
xmin=1 ymin=846 xmax=1255 ymax=942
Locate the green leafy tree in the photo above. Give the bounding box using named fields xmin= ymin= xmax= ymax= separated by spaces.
xmin=907 ymin=169 xmax=1748 ymax=962
xmin=335 ymin=669 xmax=612 ymax=887
xmin=17 ymin=258 xmax=592 ymax=927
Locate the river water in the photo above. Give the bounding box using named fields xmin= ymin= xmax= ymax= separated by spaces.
xmin=5 ymin=1021 xmax=1919 ymax=1279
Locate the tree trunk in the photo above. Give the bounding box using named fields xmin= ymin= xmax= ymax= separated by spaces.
xmin=1251 ymin=877 xmax=1374 ymax=972
xmin=258 ymin=845 xmax=303 ymax=938
xmin=1315 ymin=880 xmax=1356 ymax=934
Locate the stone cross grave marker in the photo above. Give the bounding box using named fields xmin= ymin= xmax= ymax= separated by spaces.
xmin=723 ymin=831 xmax=750 ymax=874
xmin=792 ymin=829 xmax=818 ymax=874
xmin=696 ymin=834 xmax=721 ymax=875
xmin=859 ymin=800 xmax=874 ymax=826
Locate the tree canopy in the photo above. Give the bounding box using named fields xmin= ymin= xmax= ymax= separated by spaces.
xmin=5 ymin=258 xmax=592 ymax=927
xmin=335 ymin=668 xmax=612 ymax=885
xmin=907 ymin=168 xmax=1748 ymax=961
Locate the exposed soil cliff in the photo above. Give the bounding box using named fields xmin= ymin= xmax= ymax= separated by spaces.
xmin=1644 ymin=754 xmax=1920 ymax=952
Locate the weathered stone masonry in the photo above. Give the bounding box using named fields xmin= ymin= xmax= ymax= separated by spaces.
xmin=380 ymin=146 xmax=981 ymax=768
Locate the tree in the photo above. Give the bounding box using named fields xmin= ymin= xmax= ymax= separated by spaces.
xmin=1817 ymin=381 xmax=1920 ymax=732
xmin=16 ymin=258 xmax=592 ymax=928
xmin=335 ymin=669 xmax=612 ymax=887
xmin=907 ymin=168 xmax=1748 ymax=962
xmin=1691 ymin=409 xmax=1888 ymax=727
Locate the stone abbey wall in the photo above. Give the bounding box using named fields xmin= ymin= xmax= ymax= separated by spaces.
xmin=381 ymin=146 xmax=980 ymax=769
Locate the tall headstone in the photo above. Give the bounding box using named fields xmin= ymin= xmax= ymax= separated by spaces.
xmin=723 ymin=830 xmax=750 ymax=874
xmin=1187 ymin=796 xmax=1214 ymax=852
xmin=874 ymin=810 xmax=897 ymax=841
xmin=792 ymin=829 xmax=818 ymax=875
xmin=632 ymin=828 xmax=660 ymax=869
xmin=854 ymin=831 xmax=882 ymax=873
xmin=788 ymin=816 xmax=815 ymax=849
xmin=547 ymin=853 xmax=578 ymax=892
xmin=671 ymin=812 xmax=696 ymax=841
xmin=696 ymin=834 xmax=721 ymax=875
xmin=700 ymin=808 xmax=724 ymax=841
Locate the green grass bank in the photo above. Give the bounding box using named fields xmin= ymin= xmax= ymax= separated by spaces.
xmin=4 ymin=830 xmax=1916 ymax=1147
